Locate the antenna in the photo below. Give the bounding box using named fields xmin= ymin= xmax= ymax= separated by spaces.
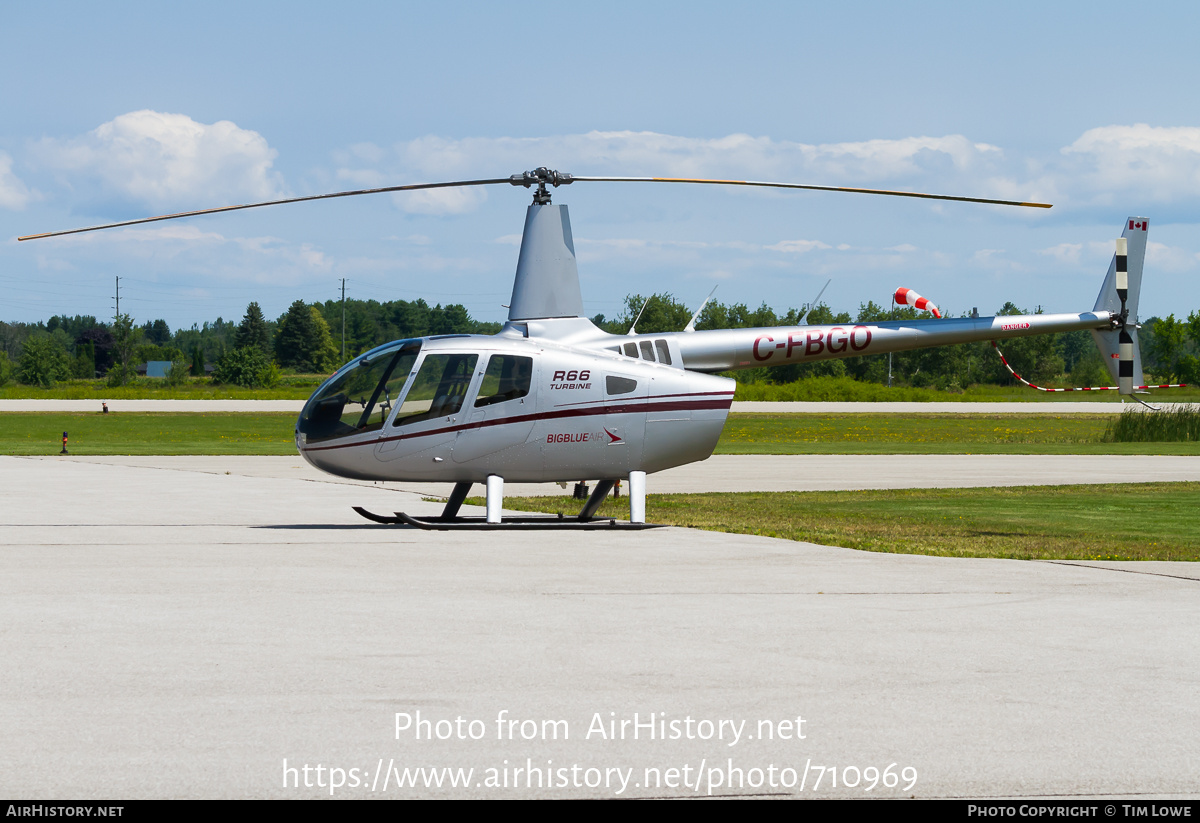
xmin=684 ymin=286 xmax=718 ymax=333
xmin=798 ymin=279 xmax=831 ymax=325
xmin=628 ymin=297 xmax=651 ymax=335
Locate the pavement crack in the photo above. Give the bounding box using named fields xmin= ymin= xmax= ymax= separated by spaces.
xmin=1041 ymin=560 xmax=1200 ymax=582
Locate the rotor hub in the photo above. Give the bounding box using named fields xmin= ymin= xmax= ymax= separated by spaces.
xmin=509 ymin=167 xmax=574 ymax=205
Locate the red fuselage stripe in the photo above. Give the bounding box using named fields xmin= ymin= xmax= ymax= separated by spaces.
xmin=552 ymin=390 xmax=735 ymax=408
xmin=303 ymin=394 xmax=734 ymax=453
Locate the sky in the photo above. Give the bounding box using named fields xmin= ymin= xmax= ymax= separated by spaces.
xmin=3 ymin=0 xmax=1200 ymax=332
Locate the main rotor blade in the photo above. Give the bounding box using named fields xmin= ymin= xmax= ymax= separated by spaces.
xmin=571 ymin=176 xmax=1053 ymax=209
xmin=17 ymin=176 xmax=514 ymax=241
xmin=19 ymin=167 xmax=1051 ymax=242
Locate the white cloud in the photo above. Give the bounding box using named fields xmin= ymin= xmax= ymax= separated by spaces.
xmin=0 ymin=151 xmax=32 ymax=209
xmin=971 ymin=248 xmax=1023 ymax=271
xmin=1144 ymin=240 xmax=1199 ymax=273
xmin=34 ymin=110 xmax=284 ymax=209
xmin=392 ymin=186 xmax=487 ymax=215
xmin=765 ymin=239 xmax=832 ymax=253
xmin=1038 ymin=243 xmax=1083 ymax=265
xmin=336 ymin=167 xmax=385 ymax=188
xmin=37 ymin=223 xmax=331 ymax=275
xmin=332 ymin=125 xmax=1200 ymax=218
xmin=1061 ymin=124 xmax=1200 ymax=203
xmin=332 ymin=131 xmax=1019 ymax=215
xmin=792 ymin=134 xmax=1001 ymax=180
xmin=569 ymin=236 xmax=765 ymax=267
xmin=49 ymin=223 xmax=227 ymax=249
xmin=34 ymin=255 xmax=74 ymax=271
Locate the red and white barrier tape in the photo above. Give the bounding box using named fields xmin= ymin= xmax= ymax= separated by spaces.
xmin=991 ymin=341 xmax=1187 ymax=392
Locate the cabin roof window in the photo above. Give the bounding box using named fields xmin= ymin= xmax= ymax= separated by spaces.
xmin=655 ymin=339 xmax=672 ymax=365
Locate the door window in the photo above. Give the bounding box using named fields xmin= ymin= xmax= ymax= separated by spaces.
xmin=393 ymin=353 xmax=479 ymax=427
xmin=474 ymin=355 xmax=532 ymax=407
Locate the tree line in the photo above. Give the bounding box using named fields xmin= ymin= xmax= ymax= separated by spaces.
xmin=2 ymin=293 xmax=1197 ymax=390
xmin=0 ymin=298 xmax=498 ymax=388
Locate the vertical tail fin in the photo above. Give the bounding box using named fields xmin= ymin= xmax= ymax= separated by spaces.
xmin=1091 ymin=217 xmax=1149 ymax=392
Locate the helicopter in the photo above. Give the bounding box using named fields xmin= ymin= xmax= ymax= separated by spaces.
xmin=19 ymin=167 xmax=1149 ymax=529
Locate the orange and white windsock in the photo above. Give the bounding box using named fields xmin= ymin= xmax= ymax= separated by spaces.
xmin=893 ymin=287 xmax=941 ymax=318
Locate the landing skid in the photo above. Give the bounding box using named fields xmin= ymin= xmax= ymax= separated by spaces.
xmin=352 ymin=506 xmax=660 ymax=531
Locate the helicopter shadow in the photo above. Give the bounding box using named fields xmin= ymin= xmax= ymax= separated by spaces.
xmin=253 ymin=523 xmax=413 ymax=530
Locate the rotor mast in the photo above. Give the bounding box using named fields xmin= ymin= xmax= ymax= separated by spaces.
xmin=506 ymin=171 xmax=585 ymax=321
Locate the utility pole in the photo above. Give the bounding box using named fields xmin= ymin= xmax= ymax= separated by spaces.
xmin=887 ymin=290 xmax=894 ymax=388
xmin=114 ymin=275 xmax=121 ymax=320
xmin=341 ymin=278 xmax=346 ymax=360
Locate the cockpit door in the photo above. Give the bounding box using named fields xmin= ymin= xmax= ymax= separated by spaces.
xmin=375 ymin=352 xmax=480 ymax=463
xmin=452 ymin=353 xmax=537 ymax=464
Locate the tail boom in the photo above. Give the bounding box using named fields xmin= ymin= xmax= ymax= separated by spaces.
xmin=669 ymin=311 xmax=1114 ymax=373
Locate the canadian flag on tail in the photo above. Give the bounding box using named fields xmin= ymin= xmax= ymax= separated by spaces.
xmin=893 ymin=287 xmax=942 ymax=318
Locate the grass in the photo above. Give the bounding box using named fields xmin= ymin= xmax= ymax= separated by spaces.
xmin=484 ymin=483 xmax=1200 ymax=562
xmin=716 ymin=413 xmax=1200 ymax=455
xmin=732 ymin=375 xmax=1200 ymax=403
xmin=0 ymin=375 xmax=324 ymax=400
xmin=5 ymin=411 xmax=1200 ymax=456
xmin=0 ymin=412 xmax=297 ymax=455
xmin=4 ymin=374 xmax=1199 ymax=403
xmin=1104 ymin=405 xmax=1200 ymax=443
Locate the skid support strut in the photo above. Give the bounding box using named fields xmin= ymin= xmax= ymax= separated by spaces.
xmin=486 ymin=475 xmax=504 ymax=524
xmin=578 ymin=479 xmax=616 ymax=521
xmin=442 ymin=482 xmax=472 ymax=520
xmin=629 ymin=471 xmax=646 ymax=524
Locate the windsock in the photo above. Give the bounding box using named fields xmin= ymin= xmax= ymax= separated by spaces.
xmin=893 ymin=287 xmax=942 ymax=318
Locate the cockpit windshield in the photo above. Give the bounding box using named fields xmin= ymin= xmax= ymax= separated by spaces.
xmin=298 ymin=339 xmax=421 ymax=443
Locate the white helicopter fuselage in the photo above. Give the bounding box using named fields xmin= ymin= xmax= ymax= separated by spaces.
xmin=296 ymin=330 xmax=734 ymax=484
